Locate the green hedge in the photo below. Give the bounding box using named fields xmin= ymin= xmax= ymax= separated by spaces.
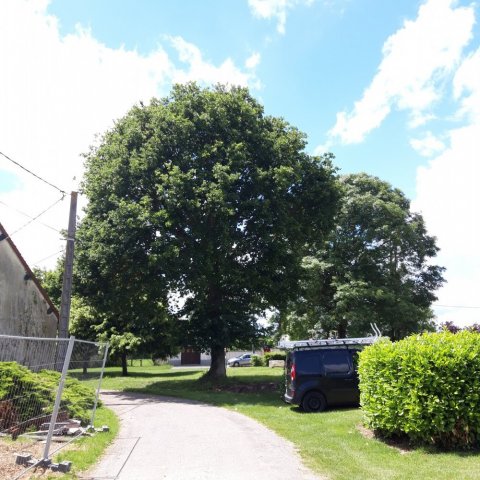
xmin=264 ymin=351 xmax=286 ymax=363
xmin=359 ymin=332 xmax=480 ymax=449
xmin=0 ymin=362 xmax=98 ymax=430
xmin=251 ymin=351 xmax=286 ymax=367
xmin=251 ymin=355 xmax=265 ymax=367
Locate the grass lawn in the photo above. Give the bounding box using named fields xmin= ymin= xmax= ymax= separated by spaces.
xmin=52 ymin=406 xmax=119 ymax=478
xmin=80 ymin=364 xmax=480 ymax=480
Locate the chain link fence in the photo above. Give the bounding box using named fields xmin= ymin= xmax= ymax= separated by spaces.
xmin=0 ymin=334 xmax=108 ymax=479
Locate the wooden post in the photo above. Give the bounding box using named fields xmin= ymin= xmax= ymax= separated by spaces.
xmin=58 ymin=192 xmax=78 ymax=338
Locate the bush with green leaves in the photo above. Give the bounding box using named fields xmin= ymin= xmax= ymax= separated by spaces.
xmin=0 ymin=362 xmax=98 ymax=429
xmin=359 ymin=331 xmax=480 ymax=449
xmin=251 ymin=355 xmax=265 ymax=367
xmin=264 ymin=351 xmax=286 ymax=364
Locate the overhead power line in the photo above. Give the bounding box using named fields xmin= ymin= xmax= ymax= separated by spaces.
xmin=32 ymin=249 xmax=65 ymax=267
xmin=434 ymin=304 xmax=480 ymax=309
xmin=0 ymin=150 xmax=67 ymax=195
xmin=0 ymin=200 xmax=62 ymax=234
xmin=0 ymin=195 xmax=66 ymax=241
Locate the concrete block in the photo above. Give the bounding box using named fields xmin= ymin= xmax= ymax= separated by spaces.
xmin=268 ymin=360 xmax=285 ymax=368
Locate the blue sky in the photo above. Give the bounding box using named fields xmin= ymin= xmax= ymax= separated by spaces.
xmin=0 ymin=0 xmax=479 ymax=326
xmin=46 ymin=0 xmax=429 ymax=197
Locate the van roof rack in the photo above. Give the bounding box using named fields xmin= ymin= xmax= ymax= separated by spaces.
xmin=277 ymin=323 xmax=383 ymax=350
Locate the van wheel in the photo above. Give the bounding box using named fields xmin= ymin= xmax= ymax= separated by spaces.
xmin=302 ymin=392 xmax=327 ymax=413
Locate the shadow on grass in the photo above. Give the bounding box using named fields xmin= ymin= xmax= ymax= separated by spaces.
xmin=70 ymin=370 xmax=197 ymax=381
xmin=357 ymin=417 xmax=480 ymax=458
xmin=124 ymin=378 xmax=285 ymax=408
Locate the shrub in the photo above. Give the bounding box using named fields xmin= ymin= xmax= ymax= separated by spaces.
xmin=359 ymin=331 xmax=480 ymax=449
xmin=264 ymin=351 xmax=286 ymax=364
xmin=0 ymin=362 xmax=50 ymax=426
xmin=251 ymin=355 xmax=265 ymax=367
xmin=0 ymin=362 xmax=98 ymax=431
xmin=37 ymin=370 xmax=99 ymax=424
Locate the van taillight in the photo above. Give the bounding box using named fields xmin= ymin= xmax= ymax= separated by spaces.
xmin=290 ymin=363 xmax=296 ymax=382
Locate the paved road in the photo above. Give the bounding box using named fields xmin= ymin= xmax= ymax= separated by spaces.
xmin=83 ymin=391 xmax=324 ymax=480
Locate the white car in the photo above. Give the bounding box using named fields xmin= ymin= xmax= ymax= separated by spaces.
xmin=227 ymin=353 xmax=252 ymax=367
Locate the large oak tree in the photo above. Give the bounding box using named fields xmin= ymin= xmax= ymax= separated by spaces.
xmin=76 ymin=83 xmax=338 ymax=378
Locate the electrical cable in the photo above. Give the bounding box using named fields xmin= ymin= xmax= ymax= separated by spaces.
xmin=0 ymin=199 xmax=62 ymax=234
xmin=434 ymin=304 xmax=480 ymax=309
xmin=32 ymin=249 xmax=64 ymax=267
xmin=0 ymin=194 xmax=65 ymax=241
xmin=0 ymin=150 xmax=67 ymax=195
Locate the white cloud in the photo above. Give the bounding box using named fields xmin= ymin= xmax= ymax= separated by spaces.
xmin=326 ymin=0 xmax=474 ymax=145
xmin=453 ymin=47 xmax=480 ymax=123
xmin=245 ymin=52 xmax=261 ymax=70
xmin=248 ymin=0 xmax=314 ymax=34
xmin=410 ymin=131 xmax=445 ymax=157
xmin=169 ymin=36 xmax=260 ymax=88
xmin=0 ymin=0 xmax=260 ymax=269
xmin=413 ymin=46 xmax=480 ymax=327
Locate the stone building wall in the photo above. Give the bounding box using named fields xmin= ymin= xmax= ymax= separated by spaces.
xmin=0 ymin=233 xmax=58 ymax=338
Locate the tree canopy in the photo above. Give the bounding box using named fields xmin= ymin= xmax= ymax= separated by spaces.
xmin=281 ymin=173 xmax=445 ymax=340
xmin=76 ymin=83 xmax=339 ymax=378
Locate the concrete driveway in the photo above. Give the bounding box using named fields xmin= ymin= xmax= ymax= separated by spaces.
xmin=83 ymin=391 xmax=324 ymax=480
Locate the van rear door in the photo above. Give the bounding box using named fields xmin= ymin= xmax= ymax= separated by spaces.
xmin=284 ymin=351 xmax=295 ymax=402
xmin=320 ymin=349 xmax=358 ymax=405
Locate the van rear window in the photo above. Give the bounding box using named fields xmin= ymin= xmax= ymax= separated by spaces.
xmin=322 ymin=350 xmax=350 ymax=374
xmin=294 ymin=349 xmax=352 ymax=375
xmin=295 ymin=350 xmax=322 ymax=374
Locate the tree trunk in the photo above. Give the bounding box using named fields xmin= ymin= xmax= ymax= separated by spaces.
xmin=82 ymin=352 xmax=88 ymax=375
xmin=204 ymin=346 xmax=226 ymax=380
xmin=121 ymin=351 xmax=128 ymax=376
xmin=337 ymin=321 xmax=347 ymax=339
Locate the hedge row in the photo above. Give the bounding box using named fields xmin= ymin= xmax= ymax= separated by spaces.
xmin=252 ymin=351 xmax=286 ymax=366
xmin=359 ymin=331 xmax=480 ymax=449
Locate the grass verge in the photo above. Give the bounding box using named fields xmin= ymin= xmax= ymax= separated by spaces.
xmin=82 ymin=365 xmax=480 ymax=480
xmin=38 ymin=406 xmax=119 ymax=479
xmin=55 ymin=406 xmax=118 ymax=475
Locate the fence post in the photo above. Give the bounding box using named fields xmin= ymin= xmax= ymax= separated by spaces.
xmin=89 ymin=343 xmax=109 ymax=428
xmin=43 ymin=336 xmax=75 ymax=462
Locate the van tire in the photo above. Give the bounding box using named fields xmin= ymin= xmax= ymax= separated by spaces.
xmin=302 ymin=391 xmax=327 ymax=413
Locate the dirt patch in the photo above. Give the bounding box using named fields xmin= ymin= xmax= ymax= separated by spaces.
xmin=212 ymin=382 xmax=279 ymax=393
xmin=0 ymin=438 xmax=68 ymax=479
xmin=356 ymin=424 xmax=412 ymax=454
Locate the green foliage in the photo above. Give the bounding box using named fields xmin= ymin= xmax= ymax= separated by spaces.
xmin=251 ymin=355 xmax=266 ymax=367
xmin=283 ymin=173 xmax=444 ymax=340
xmin=251 ymin=352 xmax=285 ymax=367
xmin=264 ymin=351 xmax=286 ymax=363
xmin=33 ymin=260 xmax=64 ymax=308
xmin=77 ymin=83 xmax=339 ymax=378
xmin=36 ymin=370 xmax=98 ymax=425
xmin=359 ymin=331 xmax=480 ymax=449
xmin=0 ymin=362 xmax=50 ymax=426
xmin=0 ymin=362 xmax=98 ymax=428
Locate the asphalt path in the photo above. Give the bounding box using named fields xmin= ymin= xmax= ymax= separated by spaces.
xmin=83 ymin=391 xmax=324 ymax=480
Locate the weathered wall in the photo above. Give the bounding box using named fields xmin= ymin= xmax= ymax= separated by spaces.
xmin=0 ymin=239 xmax=58 ymax=338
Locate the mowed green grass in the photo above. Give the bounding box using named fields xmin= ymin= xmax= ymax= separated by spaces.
xmin=35 ymin=406 xmax=120 ymax=479
xmin=79 ymin=364 xmax=480 ymax=480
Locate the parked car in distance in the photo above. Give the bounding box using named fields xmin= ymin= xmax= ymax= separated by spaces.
xmin=227 ymin=353 xmax=252 ymax=367
xmin=284 ymin=347 xmax=361 ymax=412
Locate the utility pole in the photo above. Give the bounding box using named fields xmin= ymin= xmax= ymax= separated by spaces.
xmin=58 ymin=191 xmax=78 ymax=338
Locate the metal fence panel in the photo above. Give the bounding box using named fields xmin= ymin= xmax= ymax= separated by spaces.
xmin=0 ymin=334 xmax=108 ymax=479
